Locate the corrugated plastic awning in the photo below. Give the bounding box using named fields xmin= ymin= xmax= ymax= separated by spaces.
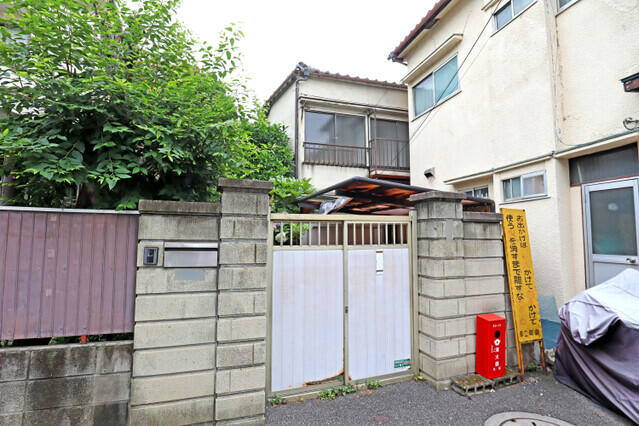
xmin=298 ymin=177 xmax=494 ymax=215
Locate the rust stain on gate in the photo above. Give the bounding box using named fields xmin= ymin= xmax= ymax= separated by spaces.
xmin=0 ymin=208 xmax=138 ymax=340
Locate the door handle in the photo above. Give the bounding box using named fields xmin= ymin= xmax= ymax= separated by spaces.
xmin=626 ymin=257 xmax=637 ymax=264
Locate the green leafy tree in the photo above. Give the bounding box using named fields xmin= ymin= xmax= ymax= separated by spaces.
xmin=0 ymin=0 xmax=311 ymax=210
xmin=221 ymin=111 xmax=314 ymax=213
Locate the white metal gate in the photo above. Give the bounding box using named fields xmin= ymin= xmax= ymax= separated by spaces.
xmin=269 ymin=214 xmax=415 ymax=394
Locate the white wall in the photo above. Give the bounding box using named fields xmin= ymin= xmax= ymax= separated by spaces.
xmin=298 ymin=78 xmax=408 ymax=111
xmin=267 ymin=83 xmax=296 ymax=150
xmin=404 ymin=0 xmax=557 ymax=190
xmin=401 ymin=0 xmax=639 ymax=306
xmin=555 ymin=0 xmax=639 ymax=148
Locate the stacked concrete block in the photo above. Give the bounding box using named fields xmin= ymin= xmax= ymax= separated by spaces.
xmin=411 ymin=191 xmax=512 ymax=389
xmin=215 ymin=178 xmax=271 ymax=426
xmin=130 ymin=180 xmax=270 ymax=425
xmin=0 ymin=342 xmax=132 ymax=425
xmin=131 ymin=200 xmax=220 ymax=425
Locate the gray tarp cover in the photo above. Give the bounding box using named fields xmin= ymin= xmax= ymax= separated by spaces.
xmin=555 ymin=268 xmax=639 ymax=423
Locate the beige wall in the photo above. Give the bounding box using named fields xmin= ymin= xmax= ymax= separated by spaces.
xmin=400 ymin=0 xmax=639 ymax=306
xmin=404 ymin=0 xmax=556 ymax=189
xmin=267 ymin=83 xmax=296 ymax=150
xmin=555 ymin=0 xmax=639 ymax=148
xmin=298 ymin=78 xmax=408 ymax=111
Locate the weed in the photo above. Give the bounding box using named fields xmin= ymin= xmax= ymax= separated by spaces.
xmin=526 ymin=362 xmax=538 ymax=372
xmin=334 ymin=384 xmax=358 ymax=396
xmin=318 ymin=389 xmax=337 ymax=400
xmin=366 ymin=380 xmax=382 ymax=390
xmin=269 ymin=394 xmax=285 ymax=406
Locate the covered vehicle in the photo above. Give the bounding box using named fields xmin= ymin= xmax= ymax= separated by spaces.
xmin=555 ymin=268 xmax=639 ymax=423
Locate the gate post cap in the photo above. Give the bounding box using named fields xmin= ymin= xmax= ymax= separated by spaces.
xmin=410 ymin=190 xmax=465 ymax=202
xmin=218 ymin=178 xmax=273 ymax=193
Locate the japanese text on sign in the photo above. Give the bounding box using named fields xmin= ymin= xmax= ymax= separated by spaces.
xmin=501 ymin=208 xmax=543 ymax=343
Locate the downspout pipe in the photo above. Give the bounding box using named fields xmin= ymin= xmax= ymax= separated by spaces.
xmin=294 ymin=79 xmax=300 ymax=178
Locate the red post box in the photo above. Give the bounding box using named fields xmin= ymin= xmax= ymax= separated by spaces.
xmin=476 ymin=313 xmax=506 ymax=379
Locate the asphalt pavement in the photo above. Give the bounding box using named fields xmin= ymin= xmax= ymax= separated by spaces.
xmin=266 ymin=373 xmax=632 ymax=425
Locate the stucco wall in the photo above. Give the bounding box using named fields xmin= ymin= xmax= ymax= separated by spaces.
xmin=401 ymin=0 xmax=639 ymax=306
xmin=267 ymin=83 xmax=296 ymax=150
xmin=556 ymin=0 xmax=639 ymax=147
xmin=404 ymin=0 xmax=557 ymax=189
xmin=298 ymin=78 xmax=407 ymax=111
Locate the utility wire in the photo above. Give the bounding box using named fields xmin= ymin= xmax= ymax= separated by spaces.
xmin=383 ymin=0 xmax=507 ymax=167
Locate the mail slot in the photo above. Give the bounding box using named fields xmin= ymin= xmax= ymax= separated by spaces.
xmin=163 ymin=242 xmax=218 ymax=268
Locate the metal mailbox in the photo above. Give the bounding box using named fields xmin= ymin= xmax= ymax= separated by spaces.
xmin=163 ymin=242 xmax=218 ymax=268
xmin=476 ymin=313 xmax=506 ymax=379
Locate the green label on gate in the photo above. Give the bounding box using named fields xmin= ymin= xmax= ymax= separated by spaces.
xmin=394 ymin=358 xmax=411 ymax=368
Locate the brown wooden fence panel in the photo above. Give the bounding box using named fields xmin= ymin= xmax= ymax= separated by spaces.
xmin=0 ymin=208 xmax=138 ymax=340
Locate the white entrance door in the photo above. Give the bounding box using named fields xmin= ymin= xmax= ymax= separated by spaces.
xmin=347 ymin=248 xmax=411 ymax=380
xmin=271 ymin=250 xmax=344 ymax=391
xmin=584 ymin=179 xmax=639 ymax=286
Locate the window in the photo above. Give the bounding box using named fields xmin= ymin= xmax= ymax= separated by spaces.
xmin=494 ymin=0 xmax=534 ymax=31
xmin=569 ymin=144 xmax=639 ymax=185
xmin=304 ymin=111 xmax=365 ymax=147
xmin=464 ymin=186 xmax=489 ymax=198
xmin=558 ymin=0 xmax=576 ymax=9
xmin=503 ymin=171 xmax=546 ymax=201
xmin=413 ymin=55 xmax=459 ymax=117
xmin=370 ymin=119 xmax=409 ymax=170
xmin=304 ymin=111 xmax=366 ymax=167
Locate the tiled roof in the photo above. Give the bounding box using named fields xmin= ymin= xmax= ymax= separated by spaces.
xmin=266 ymin=62 xmax=405 ymax=108
xmin=388 ymin=0 xmax=453 ymax=62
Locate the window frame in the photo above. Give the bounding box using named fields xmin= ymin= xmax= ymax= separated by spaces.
xmin=304 ymin=110 xmax=367 ymax=148
xmin=464 ymin=186 xmax=490 ymax=198
xmin=502 ymin=170 xmax=547 ymax=201
xmin=370 ymin=118 xmax=409 ymax=142
xmin=492 ymin=0 xmax=536 ymax=33
xmin=412 ymin=54 xmax=460 ymax=118
xmin=557 ymin=0 xmax=579 ymax=13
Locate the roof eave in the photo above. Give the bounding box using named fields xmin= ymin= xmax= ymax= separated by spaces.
xmin=388 ymin=0 xmax=453 ymax=63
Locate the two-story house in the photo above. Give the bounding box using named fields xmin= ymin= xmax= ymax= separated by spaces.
xmin=267 ymin=62 xmax=409 ymax=189
xmin=389 ymin=0 xmax=639 ymax=309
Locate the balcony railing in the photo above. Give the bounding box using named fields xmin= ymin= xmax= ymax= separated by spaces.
xmin=370 ymin=138 xmax=410 ymax=171
xmin=303 ymin=142 xmax=368 ymax=168
xmin=303 ymin=139 xmax=410 ymax=171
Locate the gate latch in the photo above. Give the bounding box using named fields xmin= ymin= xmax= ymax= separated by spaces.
xmin=345 ymin=306 xmax=349 ymax=314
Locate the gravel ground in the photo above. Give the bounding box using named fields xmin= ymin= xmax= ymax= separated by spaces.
xmin=266 ymin=373 xmax=632 ymax=425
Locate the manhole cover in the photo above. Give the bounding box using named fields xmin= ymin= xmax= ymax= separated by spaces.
xmin=484 ymin=412 xmax=575 ymax=426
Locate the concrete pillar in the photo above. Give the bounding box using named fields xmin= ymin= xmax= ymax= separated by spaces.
xmin=215 ymin=178 xmax=272 ymax=425
xmin=411 ymin=191 xmax=510 ymax=389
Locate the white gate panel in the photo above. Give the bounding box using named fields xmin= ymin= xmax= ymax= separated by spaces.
xmin=271 ymin=250 xmax=344 ymax=392
xmin=348 ymin=248 xmax=411 ymax=380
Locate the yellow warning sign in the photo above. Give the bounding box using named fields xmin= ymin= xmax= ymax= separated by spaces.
xmin=501 ymin=208 xmax=543 ymax=344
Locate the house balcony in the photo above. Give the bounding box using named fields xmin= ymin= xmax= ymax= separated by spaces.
xmin=369 ymin=138 xmax=410 ymax=180
xmin=303 ymin=142 xmax=368 ymax=168
xmin=303 ymin=139 xmax=410 ymax=180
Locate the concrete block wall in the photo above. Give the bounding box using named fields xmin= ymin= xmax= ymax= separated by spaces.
xmin=131 ymin=179 xmax=271 ymax=425
xmin=411 ymin=191 xmax=514 ymax=389
xmin=0 ymin=341 xmax=132 ymax=425
xmin=131 ymin=200 xmax=220 ymax=425
xmin=215 ymin=178 xmax=271 ymax=425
